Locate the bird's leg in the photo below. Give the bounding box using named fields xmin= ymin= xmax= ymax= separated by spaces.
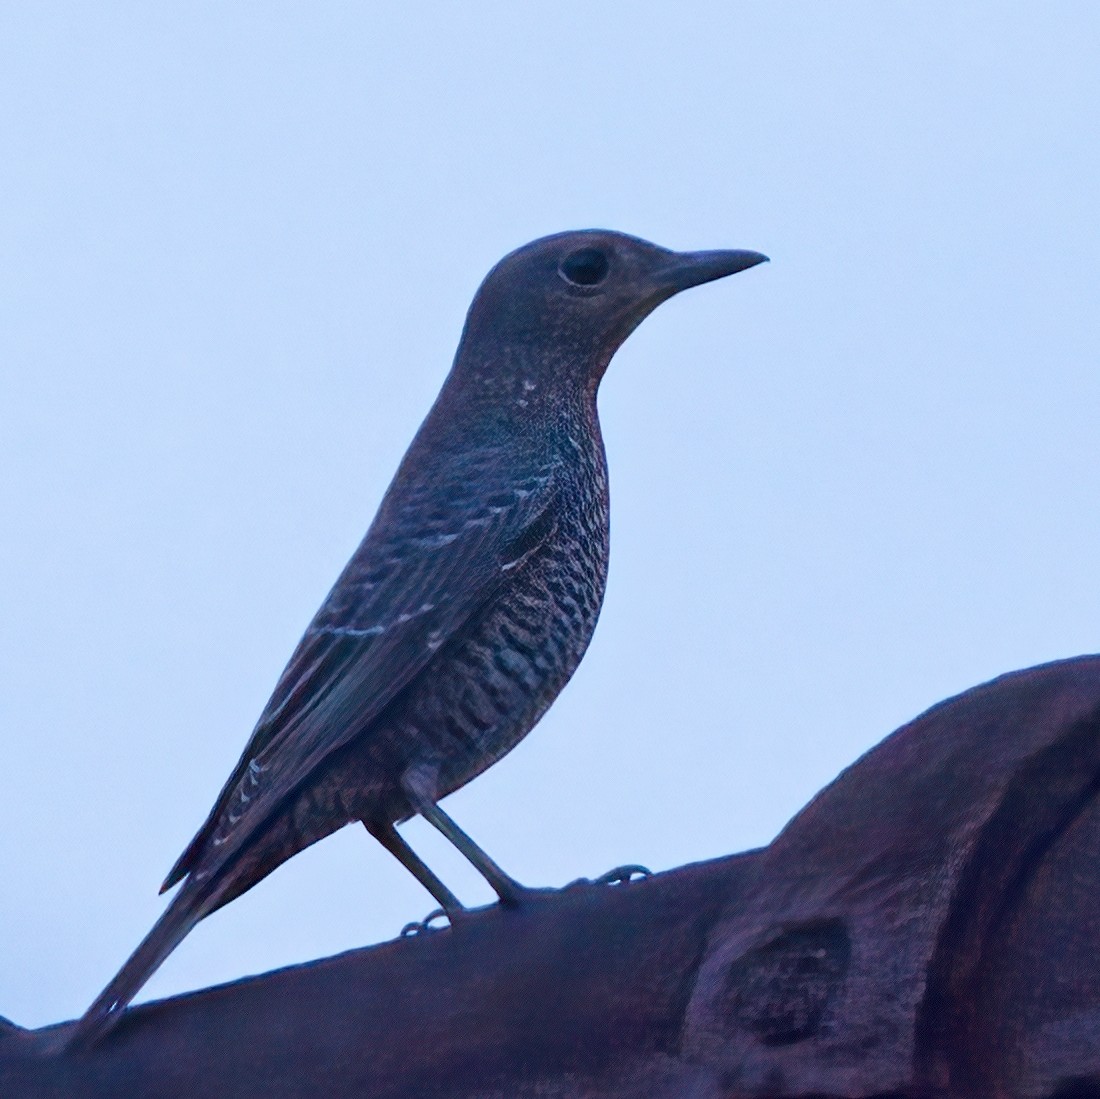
xmin=417 ymin=803 xmax=529 ymax=908
xmin=402 ymin=767 xmax=529 ymax=908
xmin=363 ymin=819 xmax=464 ymax=918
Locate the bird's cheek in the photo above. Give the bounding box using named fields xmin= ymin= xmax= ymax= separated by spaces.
xmin=608 ymin=299 xmax=663 ymax=352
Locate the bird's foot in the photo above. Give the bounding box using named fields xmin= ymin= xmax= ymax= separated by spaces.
xmin=593 ymin=863 xmax=651 ymax=886
xmin=564 ymin=864 xmax=652 ymax=890
xmin=400 ymin=907 xmax=451 ymax=937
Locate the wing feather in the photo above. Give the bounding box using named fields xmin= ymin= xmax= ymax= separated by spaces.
xmin=162 ymin=458 xmax=557 ymax=890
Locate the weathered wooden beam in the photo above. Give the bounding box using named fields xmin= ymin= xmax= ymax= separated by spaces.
xmin=5 ymin=656 xmax=1100 ymax=1097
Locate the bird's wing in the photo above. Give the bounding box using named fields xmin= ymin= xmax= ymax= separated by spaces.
xmin=162 ymin=457 xmax=558 ymax=889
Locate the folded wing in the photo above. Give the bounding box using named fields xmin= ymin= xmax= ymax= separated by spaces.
xmin=162 ymin=457 xmax=558 ymax=891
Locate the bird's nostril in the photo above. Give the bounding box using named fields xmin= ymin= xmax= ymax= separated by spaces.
xmin=559 ymin=248 xmax=609 ymax=286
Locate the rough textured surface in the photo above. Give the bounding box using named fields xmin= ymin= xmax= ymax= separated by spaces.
xmin=6 ymin=655 xmax=1100 ymax=1097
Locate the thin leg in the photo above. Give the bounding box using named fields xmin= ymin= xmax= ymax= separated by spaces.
xmin=363 ymin=820 xmax=464 ymax=916
xmin=402 ymin=768 xmax=529 ymax=908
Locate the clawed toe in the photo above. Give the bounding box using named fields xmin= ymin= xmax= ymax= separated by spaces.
xmin=592 ymin=864 xmax=651 ymax=886
xmin=562 ymin=864 xmax=652 ymax=892
xmin=400 ymin=907 xmax=451 ymax=936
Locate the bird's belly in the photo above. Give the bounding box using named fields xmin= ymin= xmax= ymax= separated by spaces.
xmin=360 ymin=527 xmax=608 ymax=815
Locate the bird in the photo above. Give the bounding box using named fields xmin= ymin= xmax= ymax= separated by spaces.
xmin=69 ymin=229 xmax=767 ymax=1045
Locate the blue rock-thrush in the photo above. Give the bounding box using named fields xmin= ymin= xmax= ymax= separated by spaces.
xmin=72 ymin=230 xmax=767 ymax=1043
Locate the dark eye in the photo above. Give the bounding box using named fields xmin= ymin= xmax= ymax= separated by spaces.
xmin=558 ymin=248 xmax=609 ymax=287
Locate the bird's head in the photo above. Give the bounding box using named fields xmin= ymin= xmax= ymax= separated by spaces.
xmin=454 ymin=229 xmax=767 ymax=395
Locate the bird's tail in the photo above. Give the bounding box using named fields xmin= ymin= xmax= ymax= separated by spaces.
xmin=66 ymin=884 xmax=208 ymax=1049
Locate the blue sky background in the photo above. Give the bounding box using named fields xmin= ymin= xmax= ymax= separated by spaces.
xmin=2 ymin=5 xmax=1099 ymax=1027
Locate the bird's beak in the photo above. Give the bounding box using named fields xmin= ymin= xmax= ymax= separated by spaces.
xmin=660 ymin=249 xmax=769 ymax=292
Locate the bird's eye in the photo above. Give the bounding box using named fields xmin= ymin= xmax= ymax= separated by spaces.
xmin=558 ymin=248 xmax=609 ymax=287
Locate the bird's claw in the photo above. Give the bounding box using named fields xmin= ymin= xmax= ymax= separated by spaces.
xmin=400 ymin=907 xmax=451 ymax=936
xmin=593 ymin=863 xmax=651 ymax=886
xmin=563 ymin=864 xmax=652 ymax=891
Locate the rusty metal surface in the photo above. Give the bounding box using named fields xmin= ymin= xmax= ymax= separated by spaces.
xmin=5 ymin=655 xmax=1100 ymax=1097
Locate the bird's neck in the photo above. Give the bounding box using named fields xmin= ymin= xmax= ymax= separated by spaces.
xmin=445 ymin=342 xmax=602 ymax=432
xmin=406 ymin=352 xmax=605 ymax=490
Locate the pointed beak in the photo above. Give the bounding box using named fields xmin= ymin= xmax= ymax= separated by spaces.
xmin=661 ymin=248 xmax=769 ymax=292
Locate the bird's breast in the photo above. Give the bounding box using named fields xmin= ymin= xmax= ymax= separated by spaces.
xmin=379 ymin=459 xmax=610 ymax=806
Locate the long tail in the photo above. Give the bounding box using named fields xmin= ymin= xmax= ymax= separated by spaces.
xmin=66 ymin=884 xmax=208 ymax=1048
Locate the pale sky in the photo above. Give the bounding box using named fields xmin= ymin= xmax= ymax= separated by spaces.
xmin=2 ymin=4 xmax=1099 ymax=1028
